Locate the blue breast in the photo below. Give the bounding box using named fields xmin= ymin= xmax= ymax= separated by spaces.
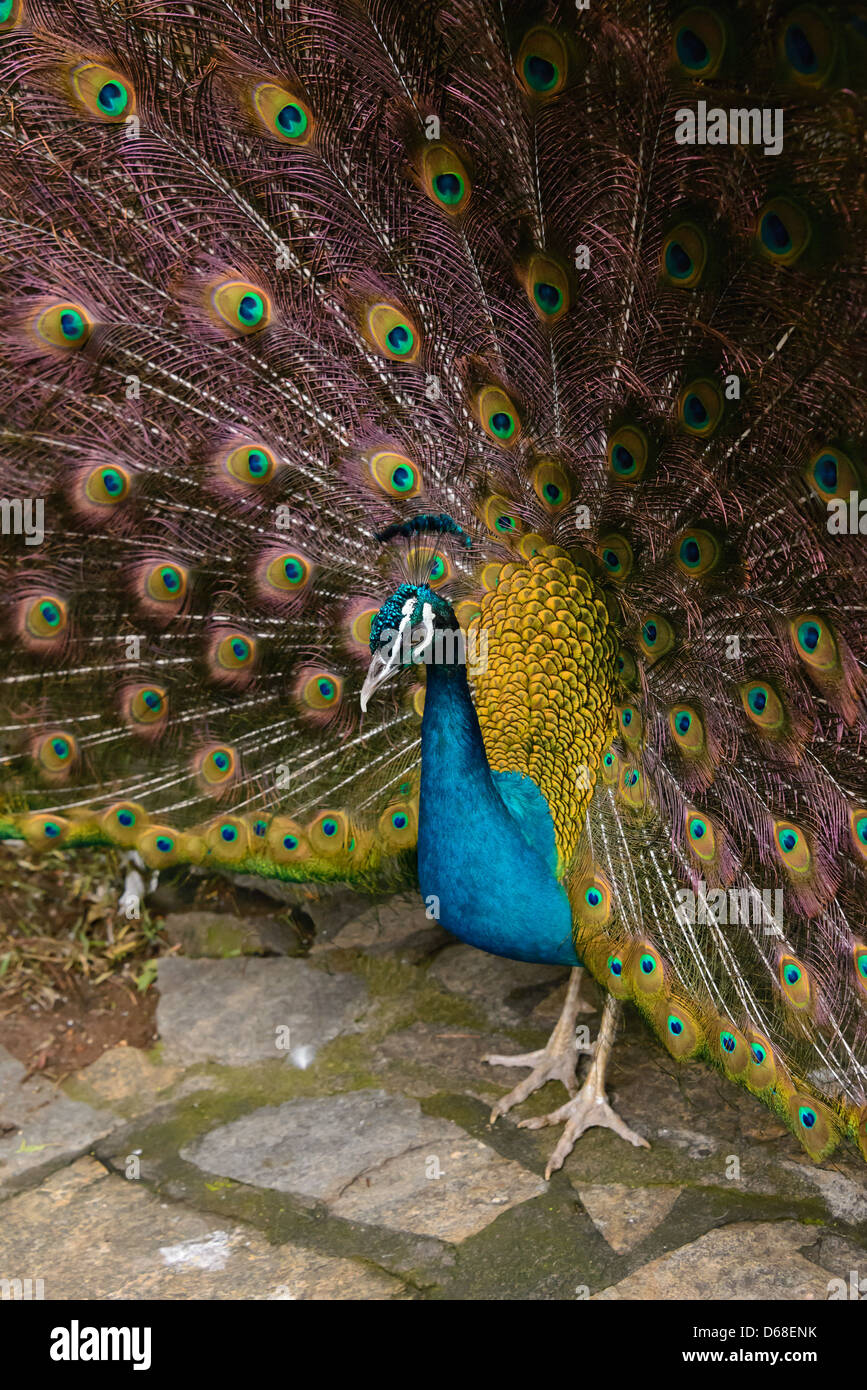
xmin=417 ymin=660 xmax=579 ymax=966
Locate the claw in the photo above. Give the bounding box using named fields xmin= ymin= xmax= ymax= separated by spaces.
xmin=484 ymin=969 xmax=593 ymax=1123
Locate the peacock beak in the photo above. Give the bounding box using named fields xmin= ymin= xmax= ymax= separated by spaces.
xmin=360 ymin=638 xmax=402 ymax=712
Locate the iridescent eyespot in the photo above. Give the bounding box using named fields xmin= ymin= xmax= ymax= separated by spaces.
xmin=210 ymin=280 xmax=271 ymax=334
xmin=619 ymin=762 xmax=645 ymax=807
xmin=525 ymin=253 xmax=570 ymax=322
xmin=674 ymin=528 xmax=721 ymax=577
xmin=616 ymin=649 xmax=638 ymax=686
xmin=677 ymin=379 xmax=723 ymax=436
xmin=607 ymin=955 xmax=622 ymax=976
xmin=779 ymin=953 xmax=812 ymax=1009
xmin=607 ymin=425 xmax=648 ymax=482
xmin=197 ymin=745 xmax=237 ymax=786
xmin=298 ymin=669 xmax=343 ymax=711
xmin=756 ymin=197 xmax=811 ymax=267
xmin=673 ymin=6 xmax=727 ymax=77
xmin=145 ymin=563 xmax=187 ymax=604
xmin=631 ymin=943 xmax=664 ymax=994
xmin=346 ymin=605 xmax=377 ymax=652
xmin=84 ymin=464 xmax=130 ymax=506
xmin=597 ymin=532 xmax=634 ymax=583
xmin=0 ymin=0 xmax=22 ymax=31
xmin=686 ymin=809 xmax=717 ymax=861
xmin=378 ymin=802 xmax=415 ymax=847
xmin=532 ymin=460 xmax=571 ymax=512
xmin=33 ymin=301 xmax=93 ymax=351
xmin=420 ymin=143 xmax=471 ymax=213
xmin=638 ymin=612 xmax=675 ymax=662
xmin=24 ymin=595 xmax=68 ymax=641
xmin=601 ymin=749 xmax=619 ymax=784
xmin=71 ymin=63 xmax=135 ymax=121
xmin=516 ymin=26 xmax=568 ymax=97
xmin=308 ymin=810 xmax=349 ymax=854
xmin=223 ymin=443 xmax=276 ymax=487
xmin=265 ymin=551 xmax=312 ymax=594
xmin=478 ymin=387 xmax=521 ymax=445
xmin=660 ymin=222 xmax=708 ymax=288
xmin=365 ymin=303 xmax=420 ymax=361
xmin=773 ymin=820 xmax=812 ymax=875
xmin=577 ymin=874 xmax=612 ymax=925
xmin=850 ymin=808 xmax=867 ymax=863
xmin=669 ymin=704 xmax=705 ymax=754
xmin=790 ymin=612 xmax=839 ymax=672
xmin=35 ymin=731 xmax=77 ymax=776
xmin=251 ymin=82 xmax=314 ymax=144
xmin=126 ymin=685 xmax=168 ymax=727
xmin=368 ymin=450 xmax=422 ymax=497
xmin=804 ymin=446 xmax=859 ymax=504
xmin=214 ymin=633 xmax=256 ymax=674
xmin=739 ymin=681 xmax=786 ymax=733
xmin=253 ymin=820 xmax=267 ymax=838
xmin=853 ymin=944 xmax=867 ymax=996
xmin=618 ymin=704 xmax=641 ymax=743
xmin=778 ymin=6 xmax=837 ymax=87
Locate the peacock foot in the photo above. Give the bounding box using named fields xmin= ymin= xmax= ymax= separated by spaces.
xmin=518 ymin=994 xmax=650 ymax=1179
xmin=484 ymin=967 xmax=594 ymax=1122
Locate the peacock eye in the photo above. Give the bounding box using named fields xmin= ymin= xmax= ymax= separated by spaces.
xmin=27 ymin=595 xmax=66 ymax=639
xmin=851 ymin=809 xmax=867 ymax=862
xmin=740 ymin=680 xmax=786 ymax=734
xmin=639 ymin=611 xmax=675 ymax=662
xmin=477 ymin=387 xmax=521 ymax=445
xmin=213 ymin=633 xmax=256 ymax=675
xmin=803 ymin=446 xmax=859 ymax=504
xmin=525 ymin=254 xmax=570 ymax=321
xmin=0 ymin=0 xmax=22 ymax=31
xmin=773 ymin=820 xmax=812 ymax=875
xmin=421 ymin=143 xmax=471 ymax=213
xmin=196 ymin=745 xmax=237 ymax=787
xmin=85 ymin=464 xmax=130 ymax=506
xmin=677 ymin=379 xmax=723 ymax=436
xmin=365 ymin=303 xmax=419 ymax=360
xmin=607 ymin=425 xmax=648 ymax=481
xmin=756 ymin=198 xmax=811 ymax=267
xmin=32 ymin=301 xmax=93 ymax=351
xmin=779 ymin=7 xmax=837 ymax=87
xmin=660 ymin=222 xmax=708 ymax=288
xmin=251 ymin=82 xmax=314 ymax=144
xmin=210 ymin=280 xmax=271 ymax=334
xmin=531 ymin=459 xmax=571 ymax=513
xmin=221 ymin=443 xmax=277 ymax=487
xmin=790 ymin=612 xmax=839 ymax=673
xmin=145 ymin=563 xmax=187 ymax=603
xmin=71 ymin=62 xmax=135 ymax=121
xmin=368 ymin=450 xmax=422 ymax=497
xmin=516 ymin=27 xmax=568 ymax=97
xmin=672 ymin=6 xmax=727 ymax=77
xmin=127 ymin=686 xmax=168 ymax=726
xmin=35 ymin=731 xmax=78 ymax=776
xmin=686 ymin=808 xmax=717 ymax=861
xmin=674 ymin=527 xmax=721 ymax=577
xmin=669 ymin=705 xmax=706 ymax=755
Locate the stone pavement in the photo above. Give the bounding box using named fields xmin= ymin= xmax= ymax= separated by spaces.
xmin=1 ymin=890 xmax=865 ymax=1300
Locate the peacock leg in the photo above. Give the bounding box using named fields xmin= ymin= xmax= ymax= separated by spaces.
xmin=518 ymin=993 xmax=649 ymax=1179
xmin=484 ymin=967 xmax=595 ymax=1121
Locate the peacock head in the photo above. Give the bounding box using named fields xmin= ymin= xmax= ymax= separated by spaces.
xmin=361 ymin=582 xmax=458 ymax=711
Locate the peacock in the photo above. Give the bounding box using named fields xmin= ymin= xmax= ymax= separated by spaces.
xmin=1 ymin=0 xmax=866 ymax=1182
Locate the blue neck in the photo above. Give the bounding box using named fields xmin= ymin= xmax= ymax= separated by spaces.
xmin=416 ymin=659 xmax=578 ymax=966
